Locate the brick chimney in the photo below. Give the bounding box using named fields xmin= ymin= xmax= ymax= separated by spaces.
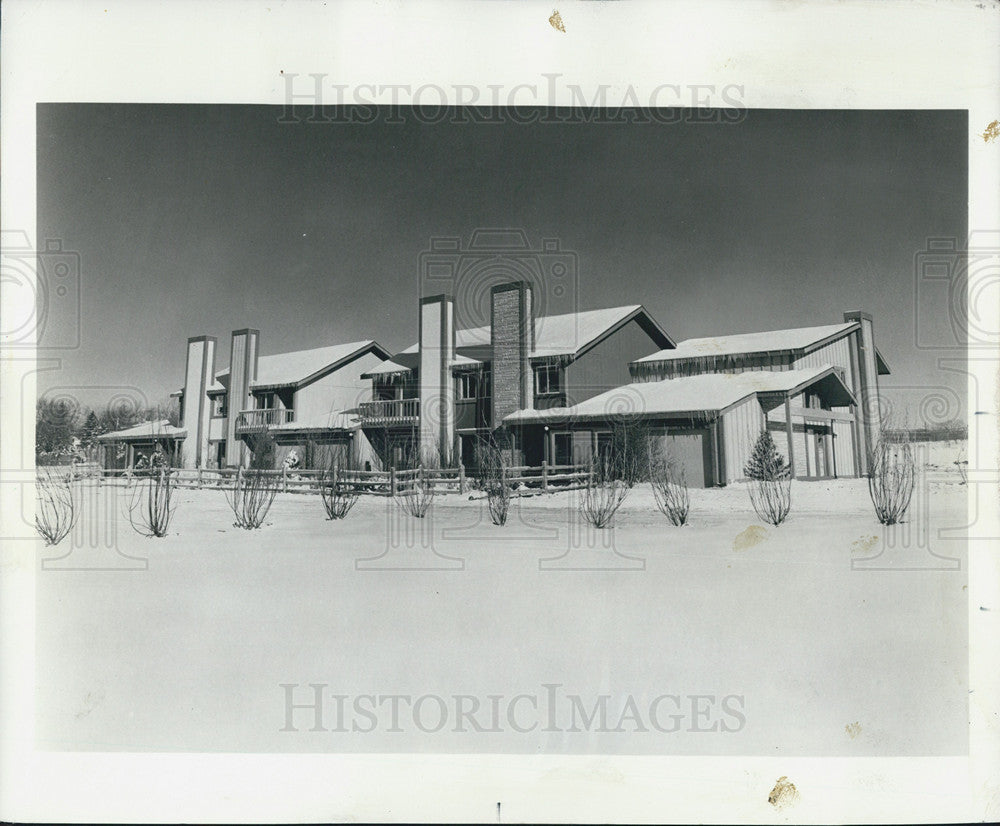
xmin=418 ymin=295 xmax=455 ymax=464
xmin=844 ymin=311 xmax=879 ymax=472
xmin=180 ymin=335 xmax=217 ymax=469
xmin=225 ymin=328 xmax=259 ymax=467
xmin=490 ymin=281 xmax=535 ymax=429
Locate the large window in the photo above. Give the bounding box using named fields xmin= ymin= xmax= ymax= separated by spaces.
xmin=256 ymin=392 xmax=275 ymax=410
xmin=534 ymin=363 xmax=561 ymax=395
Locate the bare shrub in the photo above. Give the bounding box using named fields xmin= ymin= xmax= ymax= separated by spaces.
xmin=748 ymin=477 xmax=792 ymax=526
xmin=742 ymin=429 xmax=792 ymax=525
xmin=477 ymin=435 xmax=511 ymax=526
xmin=124 ymin=466 xmax=177 ymax=537
xmin=649 ymin=448 xmax=690 ymax=526
xmin=225 ymin=434 xmax=279 ymax=529
xmin=580 ymin=452 xmax=630 ymax=529
xmin=954 ymin=445 xmax=968 ymax=485
xmin=35 ymin=469 xmax=79 ymax=545
xmin=395 ymin=445 xmax=437 ymax=519
xmin=320 ymin=456 xmax=360 ymax=520
xmin=868 ymin=430 xmax=916 ymax=525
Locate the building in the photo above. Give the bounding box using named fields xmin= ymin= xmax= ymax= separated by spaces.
xmin=171 ymin=330 xmax=391 ymax=469
xmin=98 ymin=282 xmax=888 ymax=486
xmin=506 ymin=311 xmax=890 ymax=483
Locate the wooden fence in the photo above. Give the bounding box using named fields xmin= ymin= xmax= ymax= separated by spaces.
xmin=90 ymin=463 xmax=593 ymax=497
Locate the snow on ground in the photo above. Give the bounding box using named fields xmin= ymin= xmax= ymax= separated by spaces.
xmin=35 ymin=443 xmax=969 ymax=756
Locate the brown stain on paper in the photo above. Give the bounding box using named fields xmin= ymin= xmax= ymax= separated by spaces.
xmin=851 ymin=534 xmax=878 ymax=554
xmin=548 ymin=9 xmax=566 ymax=32
xmin=768 ymin=776 xmax=799 ymax=809
xmin=981 ymin=119 xmax=1000 ymax=142
xmin=845 ymin=721 xmax=862 ymax=739
xmin=733 ymin=525 xmax=767 ymax=551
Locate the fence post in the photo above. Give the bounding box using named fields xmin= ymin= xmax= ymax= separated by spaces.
xmin=458 ymin=463 xmax=466 ymax=494
xmin=389 ymin=466 xmax=397 ymax=497
xmin=282 ymin=465 xmax=288 ymax=493
xmin=236 ymin=466 xmax=243 ymax=490
xmin=197 ymin=467 xmax=203 ymax=489
xmin=542 ymin=461 xmax=548 ymax=493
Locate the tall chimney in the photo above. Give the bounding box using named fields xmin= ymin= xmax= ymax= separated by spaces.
xmin=490 ymin=281 xmax=535 ymax=430
xmin=844 ymin=311 xmax=879 ymax=471
xmin=226 ymin=328 xmax=260 ymax=467
xmin=180 ymin=335 xmax=217 ymax=469
xmin=418 ymin=295 xmax=455 ymax=464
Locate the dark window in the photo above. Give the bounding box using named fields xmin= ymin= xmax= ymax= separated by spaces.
xmin=535 ymin=363 xmax=561 ymax=395
xmin=211 ymin=395 xmax=228 ymax=417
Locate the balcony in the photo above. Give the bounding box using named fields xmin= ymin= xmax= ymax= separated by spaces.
xmin=358 ymin=398 xmax=419 ymax=426
xmin=235 ymin=408 xmax=295 ymax=432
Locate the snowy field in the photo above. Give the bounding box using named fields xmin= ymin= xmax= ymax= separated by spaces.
xmin=35 ymin=442 xmax=969 ymax=755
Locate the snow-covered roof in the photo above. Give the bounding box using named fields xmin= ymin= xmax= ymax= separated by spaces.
xmin=96 ymin=420 xmax=187 ymax=441
xmin=503 ymin=366 xmax=855 ymax=424
xmin=214 ymin=340 xmax=382 ymax=387
xmin=634 ymin=323 xmax=857 ymax=364
xmin=394 ymin=305 xmax=672 ymax=362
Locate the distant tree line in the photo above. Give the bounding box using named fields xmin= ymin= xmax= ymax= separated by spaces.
xmin=36 ymin=396 xmax=180 ymax=464
xmin=882 ymin=419 xmax=967 ymax=443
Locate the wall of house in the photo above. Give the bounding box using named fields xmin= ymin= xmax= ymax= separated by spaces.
xmin=563 ymin=318 xmax=666 ymax=405
xmin=720 ymin=396 xmax=766 ymax=483
xmin=792 ymin=334 xmax=855 ymax=386
xmin=294 ymin=350 xmax=387 ymax=426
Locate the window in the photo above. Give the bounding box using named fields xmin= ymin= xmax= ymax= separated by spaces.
xmin=256 ymin=392 xmax=275 ymax=410
xmin=457 ymin=372 xmax=479 ymax=400
xmin=535 ymin=363 xmax=561 ymax=395
xmin=211 ymin=395 xmax=228 ymax=418
xmin=457 ymin=368 xmax=490 ymax=400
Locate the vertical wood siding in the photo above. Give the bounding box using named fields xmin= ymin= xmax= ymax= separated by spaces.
xmin=721 ymin=396 xmax=765 ymax=482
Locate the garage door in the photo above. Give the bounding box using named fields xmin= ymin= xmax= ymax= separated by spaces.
xmin=651 ymin=429 xmax=710 ymax=487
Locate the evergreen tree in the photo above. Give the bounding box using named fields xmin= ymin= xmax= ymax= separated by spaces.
xmin=743 ymin=430 xmax=790 ymax=481
xmin=80 ymin=410 xmax=102 ymax=447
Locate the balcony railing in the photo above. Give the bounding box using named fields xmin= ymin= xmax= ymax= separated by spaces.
xmin=235 ymin=408 xmax=295 ymax=431
xmin=358 ymin=398 xmax=419 ymax=425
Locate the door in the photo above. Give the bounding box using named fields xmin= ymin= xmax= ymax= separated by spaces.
xmin=553 ymin=432 xmax=573 ymax=466
xmin=650 ymin=430 xmax=710 ymax=487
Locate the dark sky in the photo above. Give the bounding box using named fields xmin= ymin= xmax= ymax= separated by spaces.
xmin=37 ymin=105 xmax=967 ymax=421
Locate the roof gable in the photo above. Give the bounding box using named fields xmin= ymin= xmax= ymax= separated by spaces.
xmin=393 ymin=305 xmax=673 ymax=364
xmin=214 ymin=340 xmax=390 ymax=388
xmin=634 ymin=323 xmax=857 ymax=365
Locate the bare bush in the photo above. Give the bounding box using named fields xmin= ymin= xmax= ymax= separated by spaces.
xmin=225 ymin=434 xmax=279 ymax=529
xmin=477 ymin=436 xmax=511 ymax=526
xmin=394 ymin=445 xmax=437 ymax=519
xmin=35 ymin=470 xmax=79 ymax=545
xmin=320 ymin=457 xmax=360 ymax=520
xmin=580 ymin=452 xmax=630 ymax=529
xmin=954 ymin=446 xmax=968 ymax=485
xmin=868 ymin=432 xmax=916 ymax=525
xmin=649 ymin=450 xmax=690 ymax=526
xmin=748 ymin=477 xmax=792 ymax=526
xmin=124 ymin=466 xmax=177 ymax=537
